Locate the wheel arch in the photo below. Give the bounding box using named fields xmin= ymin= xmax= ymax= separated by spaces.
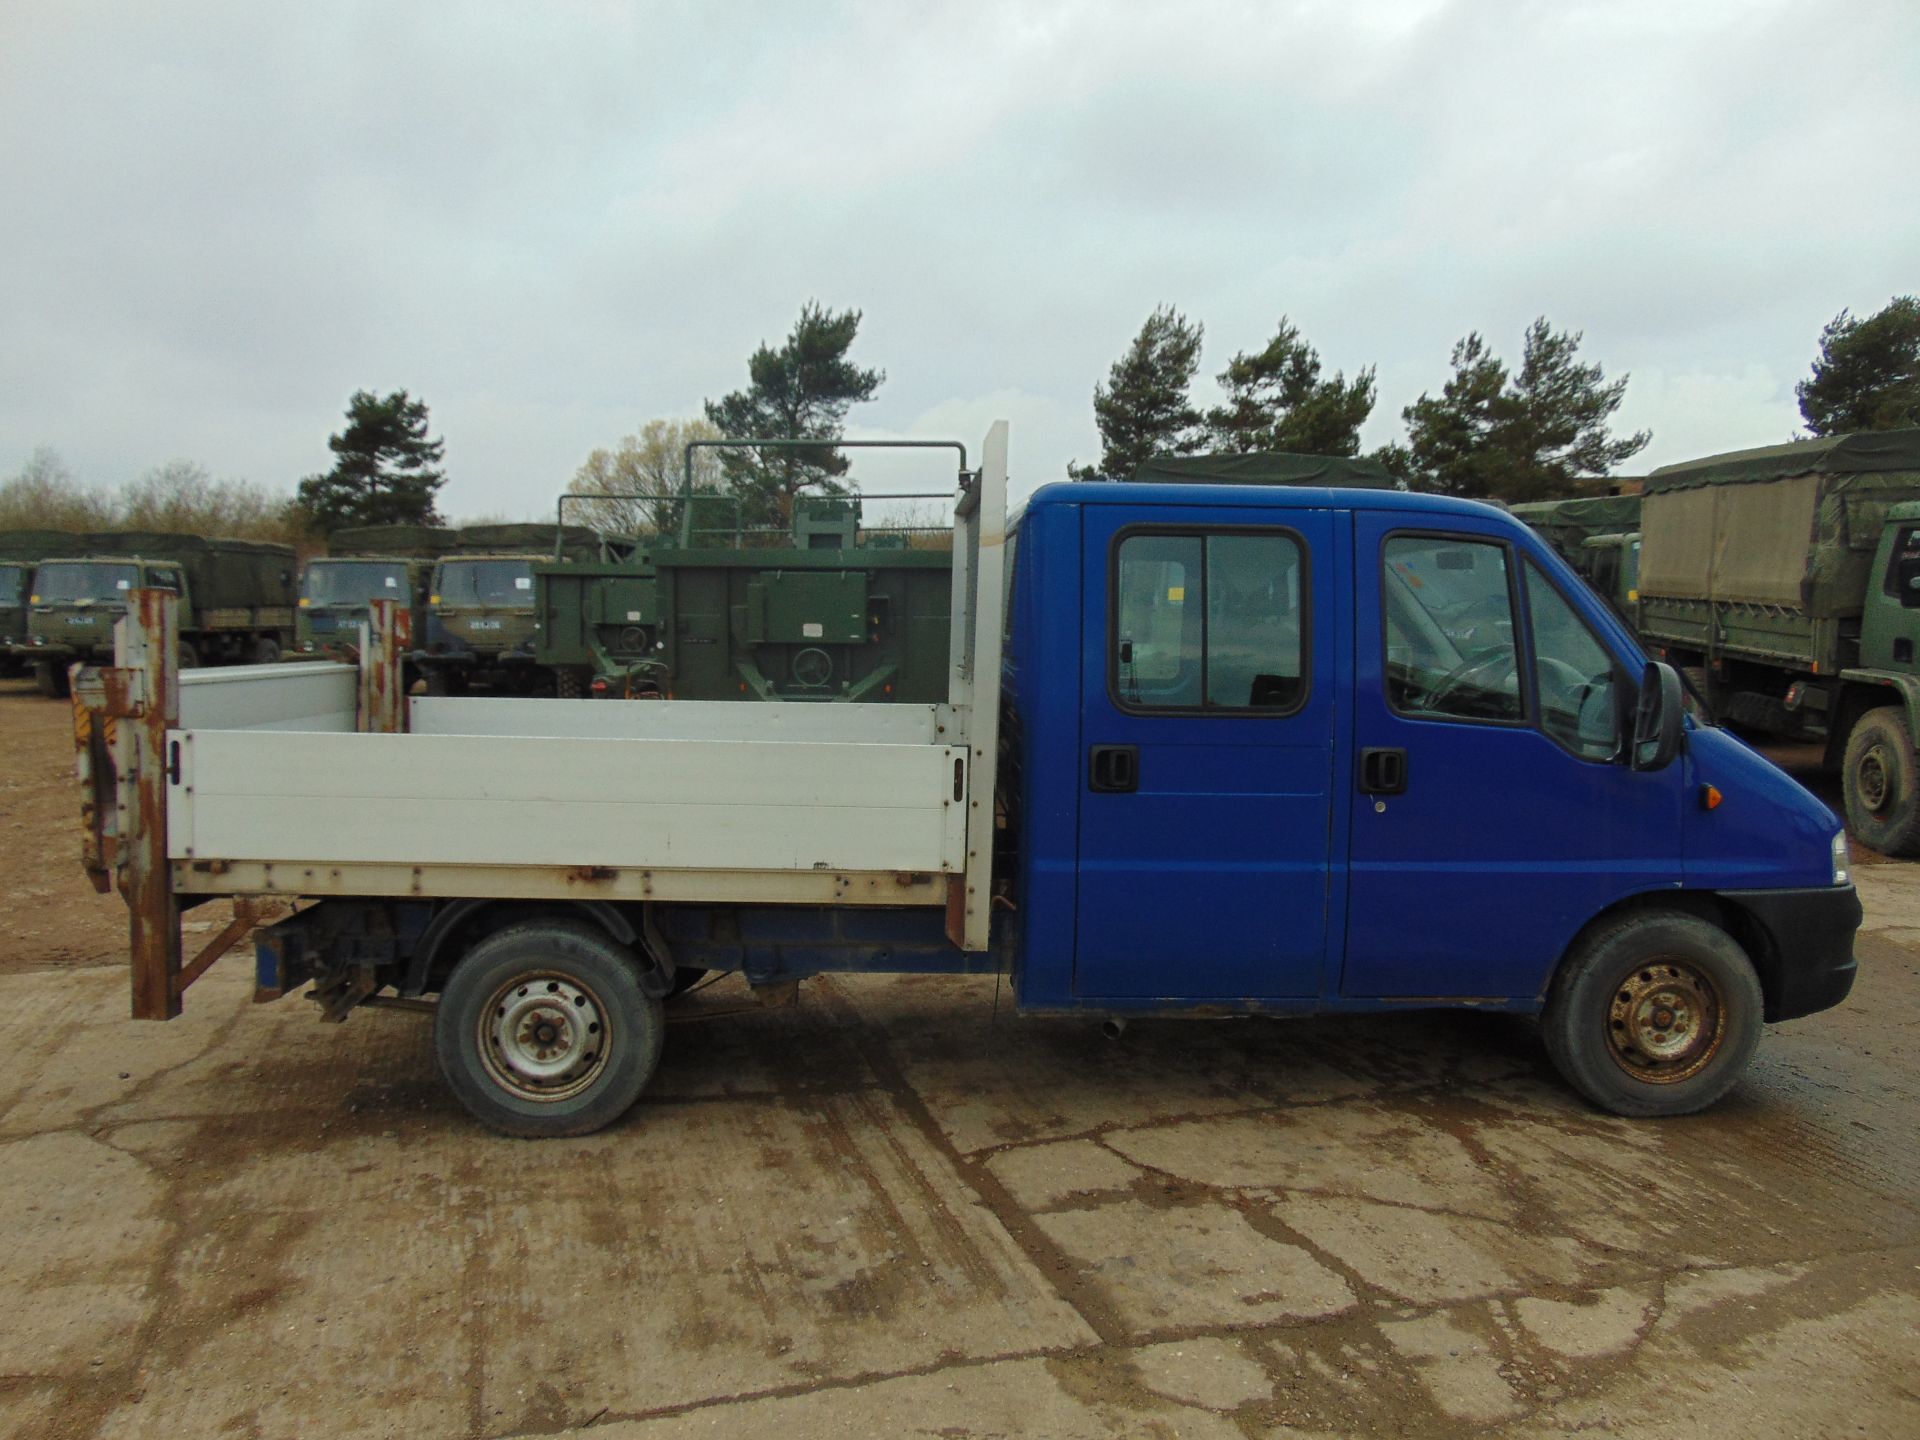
xmin=403 ymin=898 xmax=644 ymax=997
xmin=1827 ymin=672 xmax=1920 ymax=769
xmin=1548 ymin=890 xmax=1788 ymax=1022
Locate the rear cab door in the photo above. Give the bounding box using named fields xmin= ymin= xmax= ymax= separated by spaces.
xmin=1073 ymin=494 xmax=1347 ymax=1002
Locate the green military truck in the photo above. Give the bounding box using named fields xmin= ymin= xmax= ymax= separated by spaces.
xmin=1580 ymin=530 xmax=1641 ymax=615
xmin=296 ymin=524 xmax=449 ymax=661
xmin=1635 ymin=429 xmax=1920 ymax=853
xmin=0 ymin=530 xmax=72 ymax=677
xmin=536 ymin=495 xmax=953 ymax=702
xmin=1505 ymin=499 xmax=1643 ymax=599
xmin=416 ymin=524 xmax=601 ymax=695
xmin=17 ymin=533 xmax=294 ymax=697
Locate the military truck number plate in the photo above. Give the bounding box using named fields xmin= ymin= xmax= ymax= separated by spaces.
xmin=469 ymin=619 xmax=502 ymax=630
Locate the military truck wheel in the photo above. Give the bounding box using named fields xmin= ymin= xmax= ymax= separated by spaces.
xmin=435 ymin=921 xmax=665 ymax=1138
xmin=33 ymin=662 xmax=68 ymax=699
xmin=1842 ymin=708 xmax=1920 ymax=856
xmin=251 ymin=637 xmax=281 ymax=665
xmin=1542 ymin=911 xmax=1763 ymax=1118
xmin=177 ymin=642 xmax=199 ymax=671
xmin=423 ymin=671 xmax=450 ymax=697
xmin=554 ymin=669 xmax=584 ymax=700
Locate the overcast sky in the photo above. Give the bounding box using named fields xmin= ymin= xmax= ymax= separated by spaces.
xmin=3 ymin=0 xmax=1916 ymax=518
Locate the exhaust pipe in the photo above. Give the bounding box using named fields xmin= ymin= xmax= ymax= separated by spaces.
xmin=1101 ymin=1018 xmax=1127 ymax=1041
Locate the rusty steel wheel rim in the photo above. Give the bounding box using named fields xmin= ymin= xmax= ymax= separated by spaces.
xmin=478 ymin=971 xmax=612 ymax=1103
xmin=1605 ymin=960 xmax=1725 ymax=1084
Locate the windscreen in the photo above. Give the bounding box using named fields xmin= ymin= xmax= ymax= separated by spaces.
xmin=436 ymin=559 xmax=534 ymax=606
xmin=0 ymin=563 xmax=27 ymax=603
xmin=303 ymin=561 xmax=410 ymax=608
xmin=34 ymin=562 xmax=140 ymax=603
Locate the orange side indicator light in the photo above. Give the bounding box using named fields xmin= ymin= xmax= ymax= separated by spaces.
xmin=1700 ymin=784 xmax=1724 ymax=811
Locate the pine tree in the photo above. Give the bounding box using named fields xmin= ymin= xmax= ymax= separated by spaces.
xmin=1797 ymin=296 xmax=1920 ymax=436
xmin=297 ymin=390 xmax=447 ymax=532
xmin=1401 ymin=321 xmax=1646 ymax=501
xmin=702 ymin=303 xmax=884 ymax=528
xmin=1069 ymin=305 xmax=1206 ymax=479
xmin=1205 ymin=317 xmax=1375 ymax=457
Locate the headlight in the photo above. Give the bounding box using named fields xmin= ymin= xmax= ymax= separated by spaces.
xmin=1832 ymin=831 xmax=1851 ymax=886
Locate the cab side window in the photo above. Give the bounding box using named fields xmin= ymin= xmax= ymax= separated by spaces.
xmin=148 ymin=569 xmax=180 ymax=593
xmin=1884 ymin=525 xmax=1920 ymax=608
xmin=1382 ymin=536 xmax=1522 ymax=723
xmin=1524 ymin=561 xmax=1622 ymax=761
xmin=1113 ymin=530 xmax=1306 ymax=713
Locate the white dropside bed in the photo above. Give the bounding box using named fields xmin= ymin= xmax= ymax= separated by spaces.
xmin=169 ymin=695 xmax=967 ymax=900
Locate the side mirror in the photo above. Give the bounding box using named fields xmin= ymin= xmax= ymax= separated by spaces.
xmin=1631 ymin=661 xmax=1684 ymax=771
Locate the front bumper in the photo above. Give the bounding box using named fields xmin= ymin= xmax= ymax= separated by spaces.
xmin=1722 ymin=884 xmax=1861 ymax=1022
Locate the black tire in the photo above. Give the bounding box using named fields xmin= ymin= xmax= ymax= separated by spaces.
xmin=422 ymin=670 xmax=450 ymax=698
xmin=1542 ymin=910 xmax=1763 ymax=1118
xmin=177 ymin=641 xmax=199 ymax=671
xmin=434 ymin=921 xmax=664 ymax=1138
xmin=252 ymin=637 xmax=282 ymax=665
xmin=1841 ymin=707 xmax=1920 ymax=856
xmin=33 ymin=661 xmax=69 ymax=699
xmin=554 ymin=669 xmax=584 ymax=700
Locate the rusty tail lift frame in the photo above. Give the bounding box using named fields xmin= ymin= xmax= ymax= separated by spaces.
xmin=73 ymin=596 xmax=412 ymax=1019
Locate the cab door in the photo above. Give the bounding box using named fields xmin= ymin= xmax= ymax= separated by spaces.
xmin=1074 ymin=502 xmax=1341 ymax=1001
xmin=1343 ymin=512 xmax=1684 ymax=999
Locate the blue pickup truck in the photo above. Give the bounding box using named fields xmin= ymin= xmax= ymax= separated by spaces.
xmin=76 ymin=423 xmax=1860 ymax=1136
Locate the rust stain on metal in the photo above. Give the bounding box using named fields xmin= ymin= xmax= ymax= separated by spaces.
xmin=569 ymin=865 xmax=619 ymax=883
xmin=360 ymin=597 xmax=412 ymax=734
xmin=175 ymin=898 xmax=258 ymax=997
xmin=125 ymin=588 xmax=182 ymax=1021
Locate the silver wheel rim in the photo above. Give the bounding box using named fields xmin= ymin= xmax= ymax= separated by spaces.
xmin=477 ymin=971 xmax=612 ymax=1103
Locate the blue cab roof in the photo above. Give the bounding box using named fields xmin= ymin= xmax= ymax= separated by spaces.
xmin=1024 ymin=479 xmax=1521 ymax=524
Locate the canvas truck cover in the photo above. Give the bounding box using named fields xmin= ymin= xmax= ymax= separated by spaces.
xmin=329 ymin=524 xmax=457 ymax=558
xmin=1129 ymin=451 xmax=1399 ymax=489
xmin=1640 ymin=429 xmax=1920 ymax=617
xmin=452 ymin=523 xmax=599 ymax=560
xmin=0 ymin=529 xmax=77 ymax=561
xmin=1509 ymin=495 xmax=1642 ymax=559
xmin=60 ymin=532 xmax=296 ymax=612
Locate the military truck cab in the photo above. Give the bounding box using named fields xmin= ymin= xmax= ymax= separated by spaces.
xmin=27 ymin=557 xmax=187 ymax=694
xmin=417 ymin=554 xmax=543 ymax=694
xmin=297 ymin=557 xmax=427 ymax=657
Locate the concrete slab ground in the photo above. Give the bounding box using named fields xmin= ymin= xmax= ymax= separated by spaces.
xmin=0 ymin=687 xmax=1915 ymax=1438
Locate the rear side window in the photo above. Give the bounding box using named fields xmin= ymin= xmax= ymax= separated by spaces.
xmin=1111 ymin=529 xmax=1307 ymax=713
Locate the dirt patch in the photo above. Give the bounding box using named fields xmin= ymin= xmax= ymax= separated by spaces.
xmin=0 ymin=680 xmax=128 ymax=973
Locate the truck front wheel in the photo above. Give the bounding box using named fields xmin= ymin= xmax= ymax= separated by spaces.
xmin=1542 ymin=911 xmax=1763 ymax=1118
xmin=33 ymin=662 xmax=68 ymax=699
xmin=434 ymin=921 xmax=665 ymax=1138
xmin=1842 ymin=707 xmax=1920 ymax=856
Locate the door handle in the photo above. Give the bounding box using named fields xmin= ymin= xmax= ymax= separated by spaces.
xmin=1089 ymin=745 xmax=1139 ymax=793
xmin=1359 ymin=747 xmax=1407 ymax=795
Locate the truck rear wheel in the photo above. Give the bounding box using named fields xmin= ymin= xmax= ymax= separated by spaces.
xmin=434 ymin=921 xmax=665 ymax=1138
xmin=1542 ymin=911 xmax=1763 ymax=1118
xmin=251 ymin=637 xmax=282 ymax=665
xmin=1842 ymin=707 xmax=1920 ymax=856
xmin=554 ymin=669 xmax=583 ymax=700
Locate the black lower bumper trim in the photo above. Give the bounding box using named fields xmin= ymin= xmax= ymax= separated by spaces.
xmin=1721 ymin=884 xmax=1861 ymax=1022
